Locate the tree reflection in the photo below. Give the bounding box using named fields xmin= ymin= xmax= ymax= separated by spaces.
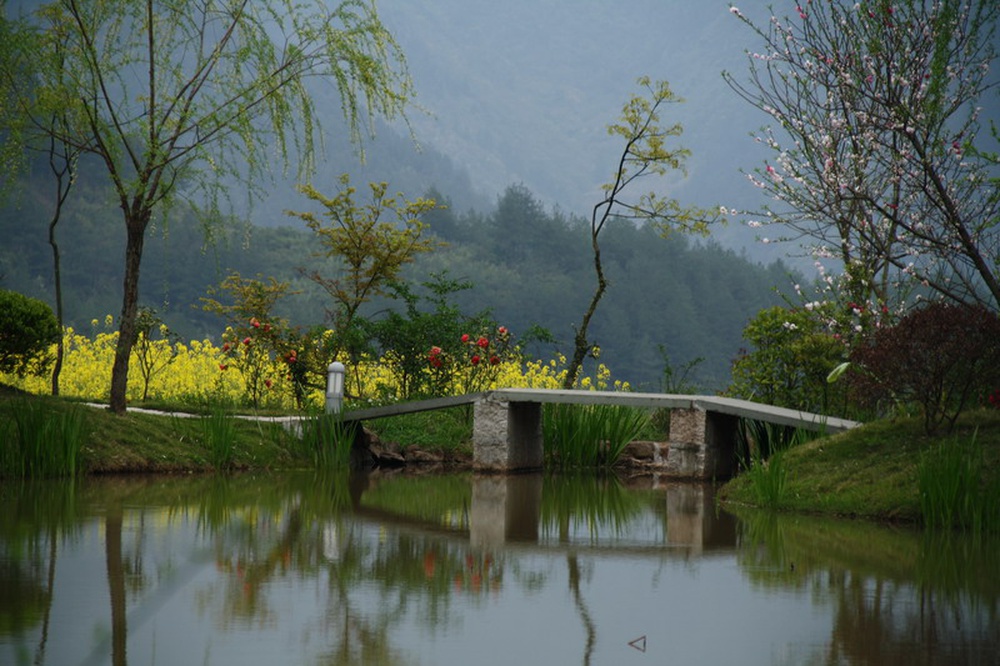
xmin=105 ymin=504 xmax=127 ymax=666
xmin=567 ymin=555 xmax=595 ymax=666
xmin=0 ymin=479 xmax=80 ymax=663
xmin=734 ymin=510 xmax=1000 ymax=664
xmin=194 ymin=472 xmax=484 ymax=662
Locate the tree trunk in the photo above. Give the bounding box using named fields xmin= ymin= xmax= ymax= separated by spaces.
xmin=46 ymin=143 xmax=74 ymax=396
xmin=105 ymin=505 xmax=127 ymax=666
xmin=48 ymin=212 xmax=65 ymax=397
xmin=563 ymin=234 xmax=607 ymax=389
xmin=109 ymin=214 xmax=148 ymax=414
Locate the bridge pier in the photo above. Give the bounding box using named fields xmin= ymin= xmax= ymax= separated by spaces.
xmin=665 ymin=408 xmax=739 ymax=480
xmin=472 ymin=397 xmax=739 ymax=479
xmin=472 ymin=394 xmax=543 ymax=472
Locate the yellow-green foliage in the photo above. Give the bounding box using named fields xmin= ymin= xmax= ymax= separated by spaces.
xmin=1 ymin=317 xmax=630 ymax=410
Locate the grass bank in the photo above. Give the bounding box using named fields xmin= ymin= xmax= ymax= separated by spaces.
xmin=720 ymin=409 xmax=1000 ymax=524
xmin=0 ymin=386 xmax=476 ymax=475
xmin=0 ymin=393 xmax=309 ymax=474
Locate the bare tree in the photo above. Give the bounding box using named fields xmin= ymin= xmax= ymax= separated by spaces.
xmin=564 ymin=77 xmax=719 ymax=388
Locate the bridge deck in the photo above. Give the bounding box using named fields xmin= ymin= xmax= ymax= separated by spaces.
xmin=341 ymin=388 xmax=859 ymax=434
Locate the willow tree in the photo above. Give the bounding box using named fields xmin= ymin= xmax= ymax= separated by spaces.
xmin=563 ymin=77 xmax=719 ymax=389
xmin=0 ymin=0 xmax=413 ymax=413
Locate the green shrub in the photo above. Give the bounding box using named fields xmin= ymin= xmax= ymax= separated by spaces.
xmin=363 ymin=274 xmax=521 ymax=401
xmin=728 ymin=306 xmax=847 ymax=414
xmin=0 ymin=289 xmax=60 ymax=378
xmin=849 ymin=302 xmax=1000 ymax=433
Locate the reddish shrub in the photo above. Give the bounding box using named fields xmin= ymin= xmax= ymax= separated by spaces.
xmin=848 ymin=302 xmax=1000 ymax=433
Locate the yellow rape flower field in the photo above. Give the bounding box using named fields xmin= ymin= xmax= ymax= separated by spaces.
xmin=1 ymin=323 xmax=630 ymax=412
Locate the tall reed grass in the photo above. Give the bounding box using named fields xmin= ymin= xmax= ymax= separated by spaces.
xmin=919 ymin=431 xmax=1000 ymax=535
xmin=543 ymin=403 xmax=649 ymax=469
xmin=201 ymin=407 xmax=236 ymax=471
xmin=737 ymin=419 xmax=815 ymax=509
xmin=744 ymin=449 xmax=788 ymax=509
xmin=299 ymin=414 xmax=357 ymax=468
xmin=1 ymin=399 xmax=85 ymax=477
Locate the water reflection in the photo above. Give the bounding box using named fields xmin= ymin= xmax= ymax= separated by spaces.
xmin=1 ymin=473 xmax=998 ymax=665
xmin=735 ymin=509 xmax=1000 ymax=665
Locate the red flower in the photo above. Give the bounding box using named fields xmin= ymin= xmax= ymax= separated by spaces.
xmin=470 ymin=354 xmax=481 ymax=366
xmin=461 ymin=333 xmax=470 ymax=343
xmin=243 ymin=336 xmax=252 ymax=346
xmin=249 ymin=317 xmax=260 ymax=328
xmin=429 ymin=346 xmax=442 ymax=356
xmin=219 ymin=363 xmax=228 ymax=371
xmin=263 ymin=323 xmax=271 ymax=332
xmin=430 ymin=357 xmax=443 ymax=368
xmin=476 ymin=336 xmax=489 ymax=348
xmin=489 ymin=356 xmax=500 ymax=365
xmin=264 ymin=379 xmax=273 ymax=389
xmin=222 ymin=343 xmax=231 ymax=352
xmin=497 ymin=326 xmax=508 ymax=336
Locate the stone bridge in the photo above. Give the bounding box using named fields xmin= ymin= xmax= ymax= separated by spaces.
xmin=339 ymin=388 xmax=860 ymax=480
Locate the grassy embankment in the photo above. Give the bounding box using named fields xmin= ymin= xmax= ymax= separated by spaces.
xmin=0 ymin=386 xmax=473 ymax=474
xmin=720 ymin=409 xmax=1000 ymax=524
xmin=5 ymin=382 xmax=1000 ymax=531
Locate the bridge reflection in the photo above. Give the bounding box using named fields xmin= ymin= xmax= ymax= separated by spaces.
xmin=353 ymin=473 xmax=737 ymax=555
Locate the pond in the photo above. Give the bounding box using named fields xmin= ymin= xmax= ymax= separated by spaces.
xmin=1 ymin=471 xmax=998 ymax=666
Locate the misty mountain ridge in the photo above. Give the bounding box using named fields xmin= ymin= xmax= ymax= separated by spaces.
xmin=252 ymin=0 xmax=794 ymax=265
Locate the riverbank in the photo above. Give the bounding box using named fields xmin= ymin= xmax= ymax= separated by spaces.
xmin=5 ymin=387 xmax=1000 ymax=526
xmin=0 ymin=387 xmax=475 ymax=474
xmin=719 ymin=409 xmax=1000 ymax=523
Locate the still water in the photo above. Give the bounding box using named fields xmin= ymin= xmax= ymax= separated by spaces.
xmin=1 ymin=471 xmax=998 ymax=666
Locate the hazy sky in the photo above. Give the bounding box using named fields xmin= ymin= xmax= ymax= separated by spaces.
xmin=374 ymin=0 xmax=786 ymax=257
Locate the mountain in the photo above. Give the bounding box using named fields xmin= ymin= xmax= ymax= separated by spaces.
xmin=252 ymin=0 xmax=795 ymax=264
xmin=373 ymin=0 xmax=787 ymax=259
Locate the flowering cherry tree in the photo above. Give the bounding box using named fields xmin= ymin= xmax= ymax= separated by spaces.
xmin=724 ymin=1 xmax=1000 ymax=312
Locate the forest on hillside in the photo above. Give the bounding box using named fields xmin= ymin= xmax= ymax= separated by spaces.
xmin=1 ymin=154 xmax=794 ymax=391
